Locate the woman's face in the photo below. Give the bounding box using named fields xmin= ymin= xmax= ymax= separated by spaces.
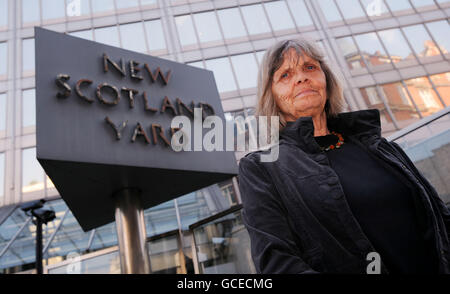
xmin=271 ymin=48 xmax=327 ymax=122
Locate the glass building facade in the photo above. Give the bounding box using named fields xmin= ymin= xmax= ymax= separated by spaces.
xmin=0 ymin=0 xmax=449 ymax=273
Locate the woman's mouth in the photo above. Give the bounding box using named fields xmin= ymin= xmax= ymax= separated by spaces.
xmin=295 ymin=89 xmax=318 ymax=99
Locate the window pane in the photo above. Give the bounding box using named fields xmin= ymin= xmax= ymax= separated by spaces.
xmin=144 ymin=19 xmax=166 ymax=52
xmin=0 ymin=153 xmax=4 ymax=198
xmin=0 ymin=208 xmax=30 ymax=257
xmin=204 ymin=57 xmax=237 ymax=93
xmin=186 ymin=61 xmax=204 ymax=69
xmin=255 ymin=50 xmax=265 ymax=65
xmin=385 ymin=0 xmax=413 ymax=11
xmin=175 ymin=15 xmax=198 ymax=47
xmin=22 ymin=0 xmax=40 ymax=23
xmin=144 ymin=200 xmax=179 ymax=237
xmin=141 ymin=0 xmax=157 ymax=5
xmin=354 ymin=32 xmax=391 ymax=67
xmin=193 ymin=11 xmax=222 ymax=44
xmin=147 ymin=235 xmax=180 ymax=273
xmin=119 ymin=22 xmax=147 ymax=53
xmin=115 ymin=0 xmax=139 ymax=9
xmin=217 ymin=8 xmax=247 ymax=39
xmin=230 ymin=53 xmax=258 ymax=89
xmin=22 ymin=39 xmax=35 ymax=73
xmin=335 ymin=0 xmax=366 ymax=20
xmin=73 ymin=0 xmax=91 ymax=16
xmin=178 ymin=185 xmax=234 ymax=231
xmin=39 ymin=202 xmax=90 ymax=263
xmin=430 ymin=72 xmax=450 ymax=107
xmin=404 ymin=77 xmax=444 ymax=117
xmin=360 ymin=0 xmax=390 ymax=17
xmin=0 ymin=93 xmax=5 ymax=131
xmin=22 ymin=148 xmax=44 ymax=193
xmin=402 ymin=24 xmax=441 ymax=57
xmin=264 ymin=1 xmax=295 ymax=31
xmin=359 ymin=87 xmax=396 ymax=132
xmin=0 ymin=42 xmax=6 ymax=75
xmin=42 ymin=0 xmax=66 ymax=20
xmin=286 ymin=0 xmax=313 ymax=27
xmin=425 ymin=21 xmax=450 ymax=55
xmin=92 ymin=0 xmax=115 ymax=13
xmin=0 ymin=209 xmax=36 ymax=271
xmin=94 ymin=26 xmax=120 ymax=47
xmin=241 ymin=4 xmax=271 ymax=35
xmin=318 ymin=0 xmax=343 ymax=22
xmin=69 ymin=29 xmax=93 ymax=40
xmin=380 ymin=82 xmax=420 ymax=127
xmin=65 ymin=0 xmax=91 ymax=17
xmin=411 ymin=0 xmax=436 ymax=8
xmin=378 ymin=29 xmax=415 ymax=61
xmin=22 ymin=89 xmax=36 ymax=127
xmin=89 ymin=222 xmax=117 ymax=251
xmin=336 ymin=36 xmax=364 ymax=70
xmin=0 ymin=0 xmax=7 ymax=27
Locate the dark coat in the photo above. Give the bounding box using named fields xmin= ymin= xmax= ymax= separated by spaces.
xmin=238 ymin=109 xmax=450 ymax=274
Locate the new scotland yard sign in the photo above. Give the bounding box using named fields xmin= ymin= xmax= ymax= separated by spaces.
xmin=35 ymin=27 xmax=238 ymax=231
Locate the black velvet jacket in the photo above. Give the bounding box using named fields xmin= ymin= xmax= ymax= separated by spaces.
xmin=238 ymin=109 xmax=450 ymax=274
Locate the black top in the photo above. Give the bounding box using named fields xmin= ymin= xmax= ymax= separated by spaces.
xmin=314 ymin=133 xmax=438 ymax=273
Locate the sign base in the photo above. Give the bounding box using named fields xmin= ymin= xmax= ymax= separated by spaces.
xmin=114 ymin=188 xmax=151 ymax=274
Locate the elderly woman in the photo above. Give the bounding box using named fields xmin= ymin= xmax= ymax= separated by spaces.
xmin=238 ymin=38 xmax=450 ymax=274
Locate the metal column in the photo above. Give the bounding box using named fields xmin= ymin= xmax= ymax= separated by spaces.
xmin=113 ymin=188 xmax=151 ymax=274
xmin=35 ymin=218 xmax=43 ymax=275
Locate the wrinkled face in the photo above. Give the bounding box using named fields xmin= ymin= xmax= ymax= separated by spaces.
xmin=271 ymin=48 xmax=327 ymax=122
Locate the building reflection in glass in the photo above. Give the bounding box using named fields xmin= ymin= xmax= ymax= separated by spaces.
xmin=404 ymin=77 xmax=444 ymax=117
xmin=430 ymin=73 xmax=450 ymax=107
xmin=360 ymin=82 xmax=422 ymax=130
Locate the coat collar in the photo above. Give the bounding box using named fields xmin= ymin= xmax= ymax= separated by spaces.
xmin=280 ymin=109 xmax=382 ymax=153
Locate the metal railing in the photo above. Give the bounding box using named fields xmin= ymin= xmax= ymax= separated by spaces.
xmin=387 ymin=106 xmax=450 ymax=142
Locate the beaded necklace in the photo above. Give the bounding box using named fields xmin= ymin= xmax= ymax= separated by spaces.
xmin=321 ymin=131 xmax=344 ymax=151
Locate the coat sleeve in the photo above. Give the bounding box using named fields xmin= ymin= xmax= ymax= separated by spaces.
xmin=389 ymin=140 xmax=450 ymax=242
xmin=238 ymin=154 xmax=320 ymax=274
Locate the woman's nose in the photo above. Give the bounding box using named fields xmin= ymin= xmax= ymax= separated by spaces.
xmin=296 ymin=72 xmax=308 ymax=84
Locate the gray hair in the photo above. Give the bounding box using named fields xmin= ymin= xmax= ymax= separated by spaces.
xmin=256 ymin=38 xmax=345 ymax=130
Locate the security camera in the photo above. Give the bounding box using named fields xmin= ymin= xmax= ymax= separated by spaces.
xmin=20 ymin=199 xmax=46 ymax=212
xmin=32 ymin=208 xmax=56 ymax=224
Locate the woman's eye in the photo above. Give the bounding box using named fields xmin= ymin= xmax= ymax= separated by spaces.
xmin=306 ymin=65 xmax=316 ymax=70
xmin=281 ymin=72 xmax=289 ymax=79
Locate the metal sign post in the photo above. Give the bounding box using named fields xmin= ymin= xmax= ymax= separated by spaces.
xmin=113 ymin=188 xmax=151 ymax=274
